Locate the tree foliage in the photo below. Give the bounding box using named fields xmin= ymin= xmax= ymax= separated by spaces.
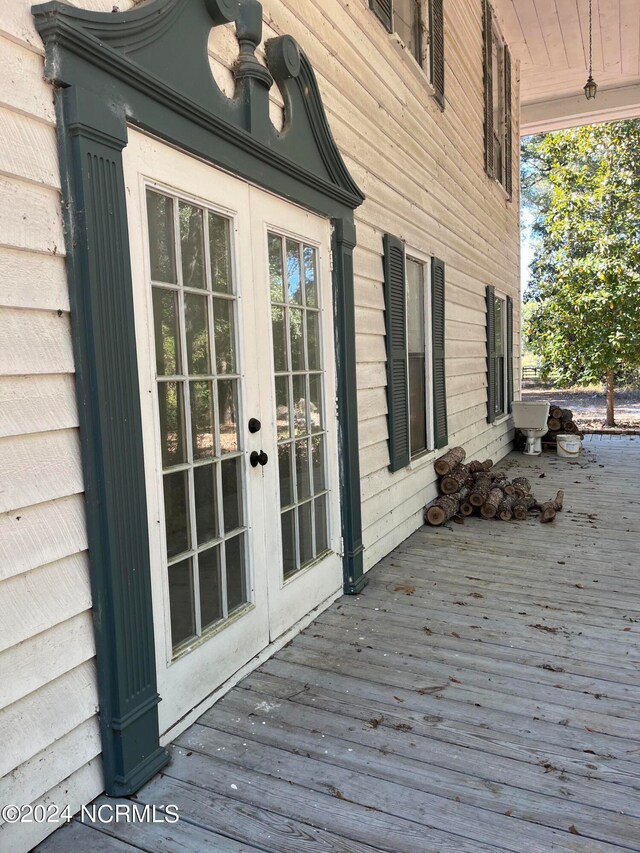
xmin=522 ymin=121 xmax=640 ymax=389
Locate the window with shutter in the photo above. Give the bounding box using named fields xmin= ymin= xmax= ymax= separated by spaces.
xmin=369 ymin=0 xmax=393 ymax=33
xmin=429 ymin=0 xmax=445 ymax=107
xmin=383 ymin=234 xmax=410 ymax=471
xmin=486 ymin=286 xmax=511 ymax=422
xmin=483 ymin=0 xmax=512 ymax=196
xmin=431 ymin=257 xmax=447 ymax=448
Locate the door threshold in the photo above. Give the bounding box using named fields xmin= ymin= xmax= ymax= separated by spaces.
xmin=159 ymin=584 xmax=343 ymax=746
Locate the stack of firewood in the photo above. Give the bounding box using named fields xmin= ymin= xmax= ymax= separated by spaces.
xmin=546 ymin=406 xmax=579 ymax=440
xmin=425 ymin=446 xmax=564 ymax=526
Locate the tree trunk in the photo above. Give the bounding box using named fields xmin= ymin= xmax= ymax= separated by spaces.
xmin=434 ymin=447 xmax=466 ymax=476
xmin=606 ymin=371 xmax=616 ymax=427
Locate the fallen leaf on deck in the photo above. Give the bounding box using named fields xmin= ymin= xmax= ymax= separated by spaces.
xmin=468 ymin=592 xmax=484 ymax=598
xmin=451 ymin=631 xmax=461 ymax=638
xmin=504 ymin=809 xmax=513 ymax=816
xmin=394 ymin=584 xmax=416 ymax=595
xmin=569 ymin=825 xmax=581 ymax=835
xmin=449 ymin=676 xmax=462 ymax=684
xmin=423 ymin=626 xmax=433 ymax=635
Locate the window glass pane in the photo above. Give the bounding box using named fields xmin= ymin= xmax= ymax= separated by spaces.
xmin=146 ymin=191 xmax=176 ymax=284
xmin=163 ymin=471 xmax=190 ymax=558
xmin=278 ymin=443 xmax=294 ymax=508
xmin=225 ymin=534 xmax=246 ymax=611
xmin=268 ymin=233 xmax=285 ymax=302
xmin=179 ymin=201 xmax=205 ymax=289
xmin=168 ymin=558 xmax=195 ymax=647
xmin=209 ymin=213 xmax=232 ymax=294
xmin=296 ymin=438 xmax=311 ymax=501
xmin=309 ymin=373 xmax=324 ymax=433
xmin=271 ymin=305 xmax=287 ymax=372
xmin=303 ymin=246 xmax=317 ymax=307
xmin=158 ymin=381 xmax=185 ymax=467
xmin=394 ymin=0 xmax=421 ymax=62
xmin=286 ymin=239 xmax=302 ymax=303
xmin=221 ymin=456 xmax=243 ymax=532
xmin=495 ymin=297 xmax=504 ymax=357
xmin=199 ymin=546 xmax=222 ymax=629
xmin=311 ymin=434 xmax=326 ymax=493
xmin=292 ymin=374 xmax=308 ymax=437
xmin=290 ymin=307 xmax=304 ymax=371
xmin=281 ymin=509 xmax=297 ymax=579
xmin=218 ymin=379 xmax=239 ymax=454
xmin=298 ymin=501 xmax=313 ymax=566
xmin=185 ymin=293 xmax=210 ymax=375
xmin=194 ymin=463 xmax=218 ymax=545
xmin=152 ymin=288 xmax=180 ymax=376
xmin=307 ymin=311 xmax=321 ymax=370
xmin=409 ymin=355 xmax=427 ymax=456
xmin=406 ymin=258 xmax=425 ymax=353
xmin=275 ymin=376 xmax=291 ymax=440
xmin=314 ymin=495 xmax=328 ymax=555
xmin=213 ymin=298 xmax=236 ymax=373
xmin=190 ymin=380 xmax=215 ymax=459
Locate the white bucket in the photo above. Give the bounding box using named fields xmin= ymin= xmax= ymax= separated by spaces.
xmin=557 ymin=433 xmax=581 ymax=458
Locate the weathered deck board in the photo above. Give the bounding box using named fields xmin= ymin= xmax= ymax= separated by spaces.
xmin=37 ymin=437 xmax=640 ymax=852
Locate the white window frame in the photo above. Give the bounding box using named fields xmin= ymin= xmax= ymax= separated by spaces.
xmin=405 ymin=246 xmax=435 ymax=459
xmin=493 ymin=289 xmax=509 ymax=421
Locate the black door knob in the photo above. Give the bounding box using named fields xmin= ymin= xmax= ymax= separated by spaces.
xmin=248 ymin=417 xmax=261 ymax=433
xmin=250 ymin=450 xmax=269 ymax=467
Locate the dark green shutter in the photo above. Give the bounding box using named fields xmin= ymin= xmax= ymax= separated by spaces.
xmin=504 ymin=45 xmax=513 ymax=198
xmin=383 ymin=233 xmax=410 ymax=471
xmin=431 ymin=257 xmax=448 ymax=449
xmin=370 ymin=0 xmax=393 ymax=32
xmin=486 ymin=285 xmax=496 ymax=423
xmin=506 ymin=295 xmax=514 ymax=413
xmin=429 ymin=0 xmax=445 ymax=108
xmin=483 ymin=0 xmax=493 ymax=178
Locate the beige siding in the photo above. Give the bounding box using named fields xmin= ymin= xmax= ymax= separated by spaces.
xmin=0 ymin=2 xmax=140 ymax=850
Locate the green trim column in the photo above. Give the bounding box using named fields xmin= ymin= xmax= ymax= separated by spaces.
xmin=58 ymin=86 xmax=169 ymax=794
xmin=333 ymin=218 xmax=366 ymax=595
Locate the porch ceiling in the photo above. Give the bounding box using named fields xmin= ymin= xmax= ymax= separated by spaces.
xmin=492 ymin=0 xmax=640 ymax=135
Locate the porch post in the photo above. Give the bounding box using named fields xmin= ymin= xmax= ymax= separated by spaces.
xmin=58 ymin=85 xmax=169 ymax=793
xmin=333 ymin=217 xmax=366 ymax=594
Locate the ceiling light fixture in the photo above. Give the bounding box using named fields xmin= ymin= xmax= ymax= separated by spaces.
xmin=584 ymin=0 xmax=598 ymax=100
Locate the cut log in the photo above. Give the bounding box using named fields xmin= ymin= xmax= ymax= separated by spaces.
xmin=550 ymin=406 xmax=563 ymax=419
xmin=468 ymin=459 xmax=493 ymax=474
xmin=512 ymin=495 xmax=536 ymax=520
xmin=547 ymin=418 xmax=562 ymax=432
xmin=425 ymin=494 xmax=460 ymax=526
xmin=563 ymin=420 xmax=579 ymax=434
xmin=469 ymin=475 xmax=492 ymax=507
xmin=434 ymin=447 xmax=466 ymax=476
xmin=511 ymin=477 xmax=531 ymax=497
xmin=459 ymin=500 xmax=474 ymax=517
xmin=561 ymin=408 xmax=573 ymax=421
xmin=497 ymin=495 xmax=514 ymax=521
xmin=440 ymin=464 xmax=472 ymax=495
xmin=480 ymin=488 xmax=503 ymax=519
xmin=501 ymin=482 xmax=516 ymax=496
xmin=538 ymin=490 xmax=564 ymax=523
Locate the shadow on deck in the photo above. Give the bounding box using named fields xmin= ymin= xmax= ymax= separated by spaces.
xmin=38 ymin=436 xmax=640 ymax=852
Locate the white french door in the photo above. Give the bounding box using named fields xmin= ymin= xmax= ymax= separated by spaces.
xmin=124 ymin=130 xmax=341 ymax=735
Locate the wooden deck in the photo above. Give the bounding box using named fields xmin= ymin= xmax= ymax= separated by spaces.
xmin=38 ymin=437 xmax=640 ymax=852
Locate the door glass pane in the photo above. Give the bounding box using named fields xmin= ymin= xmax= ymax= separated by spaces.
xmin=146 ymin=191 xmax=176 ymax=283
xmin=168 ymin=559 xmax=195 ymax=647
xmin=218 ymin=379 xmax=238 ymax=454
xmin=158 ymin=381 xmax=185 ymax=467
xmin=152 ymin=288 xmax=180 ymax=376
xmin=209 ymin=213 xmax=232 ymax=294
xmin=213 ymin=298 xmax=236 ymax=373
xmin=269 ymin=233 xmax=285 ymax=302
xmin=269 ymin=231 xmax=331 ymax=580
xmin=163 ymin=470 xmax=190 ymax=559
xmin=194 ymin=463 xmax=218 ymax=545
xmin=225 ymin=534 xmax=246 ymax=611
xmin=286 ymin=239 xmax=302 ymax=303
xmin=185 ymin=293 xmax=210 ymax=375
xmin=221 ymin=456 xmax=242 ymax=532
xmin=179 ymin=201 xmax=205 ymax=289
xmin=199 ymin=546 xmax=222 ymax=629
xmin=406 ymin=258 xmax=425 ymax=352
xmin=190 ymin=380 xmax=215 ymax=459
xmin=303 ymin=246 xmax=317 ymax=307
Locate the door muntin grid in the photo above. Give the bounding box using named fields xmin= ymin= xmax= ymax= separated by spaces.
xmin=146 ymin=186 xmax=249 ymax=655
xmin=269 ymin=232 xmax=331 ymax=581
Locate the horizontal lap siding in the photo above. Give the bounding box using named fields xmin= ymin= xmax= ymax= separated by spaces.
xmin=0 ymin=2 xmax=133 ymax=849
xmin=259 ymin=0 xmax=520 ymax=569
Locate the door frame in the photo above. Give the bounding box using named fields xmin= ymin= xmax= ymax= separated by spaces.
xmin=34 ymin=0 xmax=366 ymax=797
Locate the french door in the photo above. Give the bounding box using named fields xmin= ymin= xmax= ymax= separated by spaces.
xmin=124 ymin=130 xmax=341 ymax=735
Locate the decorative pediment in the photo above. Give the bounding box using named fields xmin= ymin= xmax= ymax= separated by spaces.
xmin=33 ymin=0 xmax=364 ymax=209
